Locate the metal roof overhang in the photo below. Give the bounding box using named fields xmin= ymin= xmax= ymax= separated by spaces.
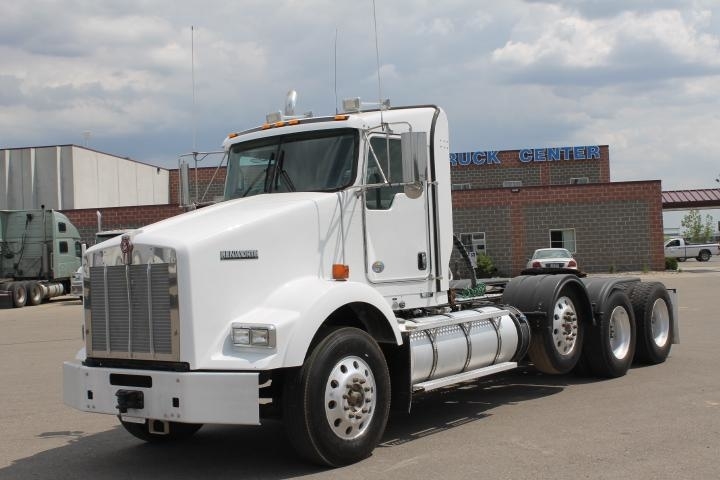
xmin=662 ymin=189 xmax=720 ymax=211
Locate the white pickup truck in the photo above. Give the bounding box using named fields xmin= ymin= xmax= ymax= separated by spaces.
xmin=664 ymin=237 xmax=720 ymax=262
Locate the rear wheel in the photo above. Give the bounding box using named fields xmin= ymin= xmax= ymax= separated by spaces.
xmin=697 ymin=250 xmax=711 ymax=262
xmin=628 ymin=282 xmax=673 ymax=364
xmin=527 ymin=288 xmax=585 ymax=374
xmin=283 ymin=327 xmax=390 ymax=467
xmin=120 ymin=419 xmax=202 ymax=443
xmin=25 ymin=282 xmax=43 ymax=306
xmin=581 ymin=290 xmax=636 ymax=378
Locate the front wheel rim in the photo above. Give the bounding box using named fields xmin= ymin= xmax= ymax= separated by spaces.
xmin=552 ymin=296 xmax=579 ymax=356
xmin=324 ymin=355 xmax=376 ymax=440
xmin=608 ymin=306 xmax=632 ymax=359
xmin=650 ymin=299 xmax=670 ymax=347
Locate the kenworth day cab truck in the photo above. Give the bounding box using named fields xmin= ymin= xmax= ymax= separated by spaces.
xmin=63 ymin=99 xmax=678 ymax=466
xmin=1 ymin=209 xmax=81 ymax=308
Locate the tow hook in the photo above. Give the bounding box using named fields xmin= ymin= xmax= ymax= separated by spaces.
xmin=115 ymin=389 xmax=144 ymax=413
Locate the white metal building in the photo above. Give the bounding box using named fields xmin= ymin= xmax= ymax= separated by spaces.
xmin=0 ymin=145 xmax=169 ymax=210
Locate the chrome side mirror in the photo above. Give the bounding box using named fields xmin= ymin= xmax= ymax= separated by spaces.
xmin=401 ymin=132 xmax=428 ymax=199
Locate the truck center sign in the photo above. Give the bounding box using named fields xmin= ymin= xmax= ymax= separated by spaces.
xmin=450 ymin=145 xmax=601 ymax=166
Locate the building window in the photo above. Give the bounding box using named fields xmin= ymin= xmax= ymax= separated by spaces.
xmin=570 ymin=177 xmax=589 ymax=184
xmin=502 ymin=180 xmax=522 ymax=188
xmin=550 ymin=229 xmax=576 ymax=253
xmin=451 ymin=183 xmax=472 ymax=191
xmin=59 ymin=241 xmax=69 ymax=254
xmin=58 ymin=222 xmax=67 ymax=232
xmin=460 ymin=232 xmax=486 ymax=266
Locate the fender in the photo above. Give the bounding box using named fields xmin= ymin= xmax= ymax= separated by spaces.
xmin=581 ymin=276 xmax=640 ymax=322
xmin=501 ymin=274 xmax=593 ymax=329
xmin=260 ymin=277 xmax=401 ymax=368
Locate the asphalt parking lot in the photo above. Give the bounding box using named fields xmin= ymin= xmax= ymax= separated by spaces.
xmin=0 ymin=261 xmax=718 ymax=480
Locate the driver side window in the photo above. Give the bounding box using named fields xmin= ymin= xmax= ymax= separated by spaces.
xmin=365 ymin=137 xmax=404 ymax=210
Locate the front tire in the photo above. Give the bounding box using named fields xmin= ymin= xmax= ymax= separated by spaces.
xmin=283 ymin=327 xmax=390 ymax=467
xmin=581 ymin=290 xmax=636 ymax=378
xmin=120 ymin=419 xmax=202 ymax=443
xmin=628 ymin=282 xmax=673 ymax=364
xmin=10 ymin=283 xmax=27 ymax=308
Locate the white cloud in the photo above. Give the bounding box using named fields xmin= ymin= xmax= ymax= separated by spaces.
xmin=492 ymin=7 xmax=720 ymax=70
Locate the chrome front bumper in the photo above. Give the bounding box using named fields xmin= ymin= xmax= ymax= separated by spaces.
xmin=63 ymin=361 xmax=260 ymax=425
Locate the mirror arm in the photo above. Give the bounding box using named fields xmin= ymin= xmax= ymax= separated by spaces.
xmin=365 ymin=134 xmax=389 ymax=185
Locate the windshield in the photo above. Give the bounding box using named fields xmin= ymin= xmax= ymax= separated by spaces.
xmin=224 ymin=128 xmax=358 ymax=199
xmin=533 ymin=249 xmax=572 ymax=259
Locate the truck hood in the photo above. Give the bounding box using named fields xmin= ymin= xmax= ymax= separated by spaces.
xmin=85 ymin=191 xmax=348 ymax=368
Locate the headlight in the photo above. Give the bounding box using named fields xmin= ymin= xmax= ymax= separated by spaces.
xmin=232 ymin=323 xmax=276 ymax=348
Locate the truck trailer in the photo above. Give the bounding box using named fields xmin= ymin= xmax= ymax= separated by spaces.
xmin=63 ymin=99 xmax=677 ymax=466
xmin=1 ymin=209 xmax=82 ymax=308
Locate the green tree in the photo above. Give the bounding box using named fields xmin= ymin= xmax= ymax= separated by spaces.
xmin=680 ymin=209 xmax=714 ymax=242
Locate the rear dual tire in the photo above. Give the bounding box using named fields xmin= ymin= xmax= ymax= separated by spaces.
xmin=580 ymin=290 xmax=636 ymax=378
xmin=627 ymin=282 xmax=673 ymax=364
xmin=527 ymin=289 xmax=585 ymax=375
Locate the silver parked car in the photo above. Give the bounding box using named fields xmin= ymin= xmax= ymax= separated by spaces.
xmin=527 ymin=248 xmax=578 ymax=269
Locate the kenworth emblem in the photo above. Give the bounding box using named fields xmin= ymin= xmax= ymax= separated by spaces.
xmin=120 ymin=235 xmax=133 ymax=265
xmin=220 ymin=250 xmax=259 ymax=260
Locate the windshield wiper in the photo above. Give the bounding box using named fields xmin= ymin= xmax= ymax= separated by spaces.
xmin=241 ymin=152 xmax=274 ymax=197
xmin=273 ymin=150 xmax=296 ymax=192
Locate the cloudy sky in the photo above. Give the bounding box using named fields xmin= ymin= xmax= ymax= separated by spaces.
xmin=1 ymin=1 xmax=719 ymax=224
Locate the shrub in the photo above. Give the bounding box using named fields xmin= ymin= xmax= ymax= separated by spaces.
xmin=665 ymin=257 xmax=678 ymax=271
xmin=474 ymin=253 xmax=498 ymax=278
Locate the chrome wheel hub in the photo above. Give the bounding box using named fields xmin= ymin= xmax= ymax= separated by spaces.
xmin=324 ymin=356 xmax=376 ymax=440
xmin=650 ymin=298 xmax=670 ymax=347
xmin=552 ymin=296 xmax=579 ymax=355
xmin=609 ymin=306 xmax=632 ymax=359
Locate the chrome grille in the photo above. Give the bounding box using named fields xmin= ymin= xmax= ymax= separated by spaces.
xmin=86 ymin=260 xmax=178 ymax=361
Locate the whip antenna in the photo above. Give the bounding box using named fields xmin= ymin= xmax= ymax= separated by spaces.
xmin=334 ymin=28 xmax=338 ymax=114
xmin=371 ymin=0 xmax=384 ymax=125
xmin=191 ymin=25 xmax=197 ymax=153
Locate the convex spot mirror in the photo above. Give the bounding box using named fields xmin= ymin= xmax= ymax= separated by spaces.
xmin=401 ymin=131 xmax=428 ymax=199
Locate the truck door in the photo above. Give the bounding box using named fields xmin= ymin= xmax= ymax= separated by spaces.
xmin=363 ymin=135 xmax=431 ymax=283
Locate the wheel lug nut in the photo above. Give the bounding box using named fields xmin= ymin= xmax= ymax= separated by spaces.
xmin=353 ymin=378 xmax=359 ymax=383
xmin=359 ymin=379 xmax=366 ymax=384
xmin=364 ymin=387 xmax=370 ymax=392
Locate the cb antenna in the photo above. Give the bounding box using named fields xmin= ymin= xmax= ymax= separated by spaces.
xmin=191 ymin=25 xmax=197 ymax=153
xmin=334 ymin=28 xmax=338 ymax=114
xmin=371 ymin=0 xmax=384 ymax=126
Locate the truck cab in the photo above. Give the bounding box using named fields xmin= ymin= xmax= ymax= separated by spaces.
xmin=64 ymin=99 xmax=677 ymax=467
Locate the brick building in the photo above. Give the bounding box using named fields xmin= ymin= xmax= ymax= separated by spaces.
xmin=449 ymin=145 xmax=664 ymax=275
xmin=55 ymin=143 xmax=662 ymax=275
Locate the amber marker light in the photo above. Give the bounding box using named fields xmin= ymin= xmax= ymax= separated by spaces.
xmin=261 ymin=123 xmax=272 ymax=130
xmin=288 ymin=119 xmax=300 ymax=125
xmin=332 ymin=264 xmax=350 ymax=280
xmin=334 ymin=114 xmax=349 ymax=121
xmin=228 ymin=132 xmax=239 ymax=138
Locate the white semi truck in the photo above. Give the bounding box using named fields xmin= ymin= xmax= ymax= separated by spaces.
xmin=63 ymin=100 xmax=677 ymax=466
